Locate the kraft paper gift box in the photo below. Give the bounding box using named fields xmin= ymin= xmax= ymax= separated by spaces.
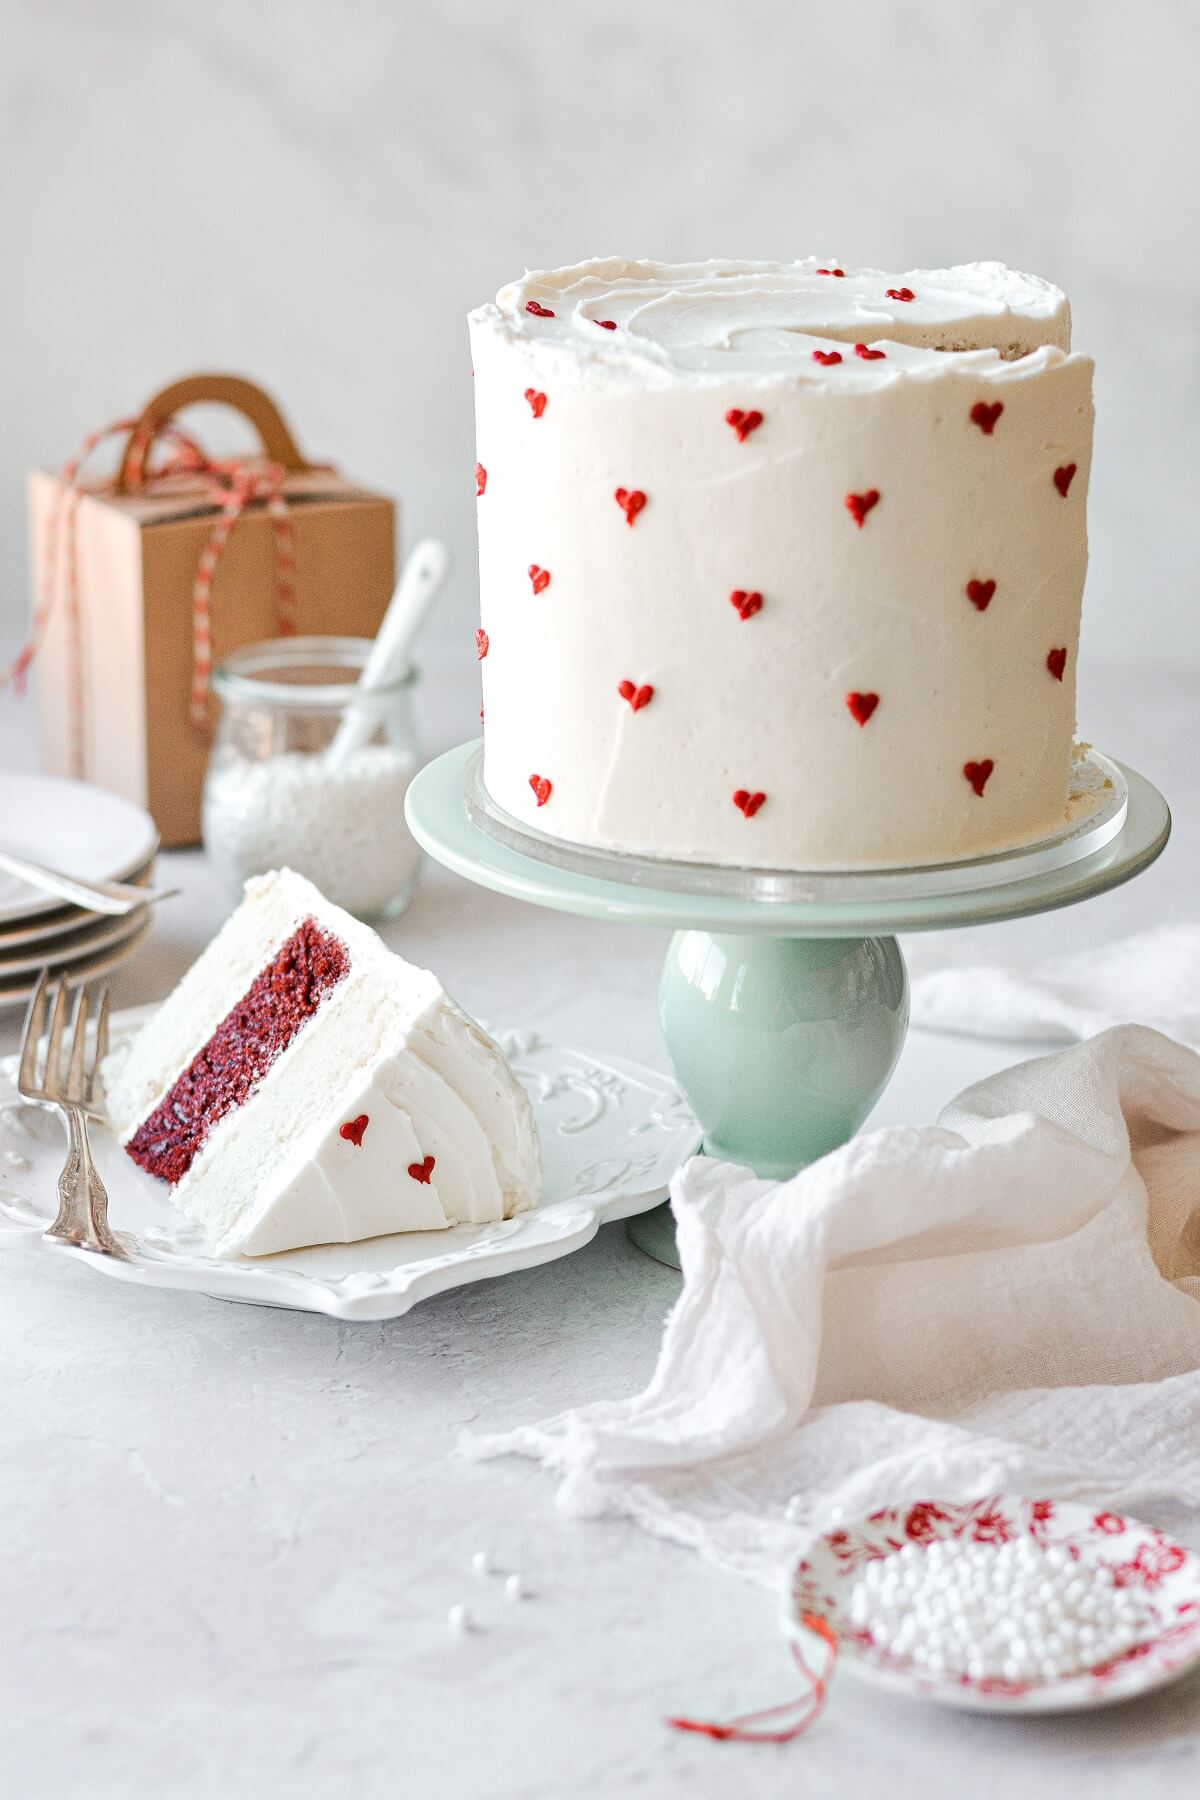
xmin=27 ymin=374 xmax=396 ymax=846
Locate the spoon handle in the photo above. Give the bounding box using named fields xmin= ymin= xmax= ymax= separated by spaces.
xmin=325 ymin=538 xmax=450 ymax=771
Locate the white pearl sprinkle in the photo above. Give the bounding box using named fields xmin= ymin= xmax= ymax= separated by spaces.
xmin=470 ymin=1551 xmax=492 ymax=1578
xmin=447 ymin=1604 xmax=471 ymax=1634
xmin=844 ymin=1538 xmax=1157 ymax=1685
xmin=504 ymin=1574 xmax=525 ymax=1602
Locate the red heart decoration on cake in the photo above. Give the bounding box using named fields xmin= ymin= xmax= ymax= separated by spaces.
xmin=846 ymin=691 xmax=879 ymax=727
xmin=525 ymin=300 xmax=555 ymax=318
xmin=732 ymin=789 xmax=766 ymax=818
xmin=966 ymin=578 xmax=996 ymax=611
xmin=812 ymin=349 xmax=843 ymax=366
xmin=524 ymin=388 xmax=547 ymax=419
xmin=595 ymin=318 xmax=618 ymax=330
xmin=970 ymin=401 xmax=1004 ymax=435
xmin=529 ymin=774 xmax=552 ymax=807
xmin=854 ymin=343 xmax=887 ymax=360
xmin=474 ymin=462 xmax=487 ymax=497
xmin=614 ymin=487 xmax=647 ymax=526
xmin=1054 ymin=463 xmax=1077 ymax=497
xmin=408 ymin=1154 xmax=436 ymax=1184
xmin=886 ymin=286 xmax=916 ymax=302
xmin=1047 ymin=646 xmax=1068 ymax=682
xmin=844 ymin=489 xmax=880 ymax=528
xmin=339 ymin=1114 xmax=369 ymax=1148
xmin=476 ymin=628 xmax=489 ymax=660
xmin=963 ymin=759 xmax=995 ymax=798
xmin=730 ymin=589 xmax=763 ymax=620
xmin=816 ymin=267 xmax=845 ymax=277
xmin=528 ymin=564 xmax=551 ymax=594
xmin=618 ymin=679 xmax=654 ymax=712
xmin=725 ymin=408 xmax=764 ymax=442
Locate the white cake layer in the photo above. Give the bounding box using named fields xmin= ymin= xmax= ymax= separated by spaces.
xmin=102 ymin=870 xmax=541 ymax=1257
xmin=469 ymin=257 xmax=1094 ymax=871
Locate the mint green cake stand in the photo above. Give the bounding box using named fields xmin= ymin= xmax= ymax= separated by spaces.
xmin=405 ymin=743 xmax=1169 ymax=1267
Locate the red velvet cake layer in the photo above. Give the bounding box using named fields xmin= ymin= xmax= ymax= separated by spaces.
xmin=125 ymin=918 xmax=349 ymax=1185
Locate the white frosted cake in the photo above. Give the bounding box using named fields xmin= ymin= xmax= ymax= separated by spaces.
xmin=469 ymin=257 xmax=1095 ymax=870
xmin=102 ymin=870 xmax=541 ymax=1257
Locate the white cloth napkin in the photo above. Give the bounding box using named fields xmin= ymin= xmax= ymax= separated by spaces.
xmin=468 ymin=1021 xmax=1200 ymax=1589
xmin=911 ymin=923 xmax=1200 ymax=1046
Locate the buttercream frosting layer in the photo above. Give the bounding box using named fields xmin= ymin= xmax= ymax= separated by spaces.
xmin=470 ymin=258 xmax=1093 ymax=872
xmin=476 ymin=257 xmax=1072 ymax=382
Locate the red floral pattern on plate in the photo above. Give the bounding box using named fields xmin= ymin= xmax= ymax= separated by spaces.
xmin=786 ymin=1496 xmax=1200 ymax=1715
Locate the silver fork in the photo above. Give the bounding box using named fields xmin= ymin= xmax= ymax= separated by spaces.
xmin=18 ymin=970 xmax=131 ymax=1260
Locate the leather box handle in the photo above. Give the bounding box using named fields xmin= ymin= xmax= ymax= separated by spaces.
xmin=114 ymin=373 xmax=313 ymax=491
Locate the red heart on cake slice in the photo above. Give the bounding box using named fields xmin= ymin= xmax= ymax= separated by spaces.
xmin=476 ymin=627 xmax=489 ymax=660
xmin=614 ymin=487 xmax=647 ymax=526
xmin=339 ymin=1114 xmax=369 ymax=1147
xmin=732 ymin=789 xmax=766 ymax=818
xmin=408 ymin=1154 xmax=436 ymax=1184
xmin=966 ymin=578 xmax=996 ymax=611
xmin=474 ymin=462 xmax=487 ymax=496
xmin=525 ymin=300 xmax=555 ymax=318
xmin=970 ymin=401 xmax=1004 ymax=435
xmin=1047 ymin=646 xmax=1068 ymax=681
xmin=529 ymin=774 xmax=552 ymax=806
xmin=730 ymin=589 xmax=763 ymax=620
xmin=886 ymin=286 xmax=916 ymax=302
xmin=524 ymin=388 xmax=547 ymax=419
xmin=816 ymin=267 xmax=845 ymax=277
xmin=1054 ymin=463 xmax=1077 ymax=497
xmin=618 ymin=679 xmax=654 ymax=712
xmin=963 ymin=759 xmax=995 ymax=797
xmin=812 ymin=350 xmax=843 ymax=366
xmin=845 ymin=691 xmax=879 ymax=727
xmin=528 ymin=564 xmax=551 ymax=594
xmin=854 ymin=343 xmax=887 ymax=360
xmin=844 ymin=489 xmax=880 ymax=528
xmin=725 ymin=408 xmax=764 ymax=442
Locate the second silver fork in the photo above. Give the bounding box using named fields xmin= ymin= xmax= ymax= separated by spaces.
xmin=17 ymin=971 xmax=130 ymax=1260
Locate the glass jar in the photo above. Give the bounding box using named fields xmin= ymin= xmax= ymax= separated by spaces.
xmin=202 ymin=636 xmax=421 ymax=920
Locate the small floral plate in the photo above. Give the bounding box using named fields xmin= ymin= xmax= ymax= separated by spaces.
xmin=784 ymin=1496 xmax=1200 ymax=1714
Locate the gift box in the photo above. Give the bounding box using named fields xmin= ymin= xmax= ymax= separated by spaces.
xmin=24 ymin=374 xmax=396 ymax=845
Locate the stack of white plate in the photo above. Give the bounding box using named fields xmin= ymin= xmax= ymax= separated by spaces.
xmin=0 ymin=775 xmax=160 ymax=1010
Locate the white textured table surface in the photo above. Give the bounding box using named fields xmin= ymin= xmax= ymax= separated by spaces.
xmin=2 ymin=662 xmax=1197 ymax=1799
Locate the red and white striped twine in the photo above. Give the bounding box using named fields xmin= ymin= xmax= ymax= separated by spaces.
xmin=665 ymin=1614 xmax=839 ymax=1745
xmin=4 ymin=415 xmax=298 ymax=774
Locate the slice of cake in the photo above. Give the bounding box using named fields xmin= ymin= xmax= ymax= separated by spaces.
xmin=468 ymin=257 xmax=1095 ymax=871
xmin=101 ymin=869 xmax=541 ymax=1257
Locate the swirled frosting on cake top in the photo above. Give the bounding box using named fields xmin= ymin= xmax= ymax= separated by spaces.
xmin=477 ymin=257 xmax=1072 ymax=382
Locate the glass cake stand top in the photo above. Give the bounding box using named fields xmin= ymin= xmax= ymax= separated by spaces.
xmin=411 ymin=741 xmax=1167 ymax=939
xmin=405 ymin=741 xmax=1170 ymax=1263
xmin=463 ymin=744 xmax=1129 ymax=909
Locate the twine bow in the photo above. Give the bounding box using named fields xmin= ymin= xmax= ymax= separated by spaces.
xmin=3 ymin=415 xmax=298 ymax=776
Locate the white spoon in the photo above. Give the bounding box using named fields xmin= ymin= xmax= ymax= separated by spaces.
xmin=325 ymin=538 xmax=450 ymax=771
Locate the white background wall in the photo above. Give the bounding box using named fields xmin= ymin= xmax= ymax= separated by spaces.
xmin=2 ymin=0 xmax=1198 ymax=755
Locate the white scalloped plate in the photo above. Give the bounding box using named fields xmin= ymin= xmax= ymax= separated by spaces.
xmin=784 ymin=1496 xmax=1200 ymax=1714
xmin=0 ymin=1006 xmax=699 ymax=1320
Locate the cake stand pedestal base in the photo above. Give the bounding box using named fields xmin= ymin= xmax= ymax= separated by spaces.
xmin=627 ymin=930 xmax=909 ymax=1266
xmin=405 ymin=741 xmax=1170 ymax=1276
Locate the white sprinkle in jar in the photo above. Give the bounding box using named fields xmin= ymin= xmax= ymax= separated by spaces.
xmin=203 ymin=637 xmax=422 ymax=920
